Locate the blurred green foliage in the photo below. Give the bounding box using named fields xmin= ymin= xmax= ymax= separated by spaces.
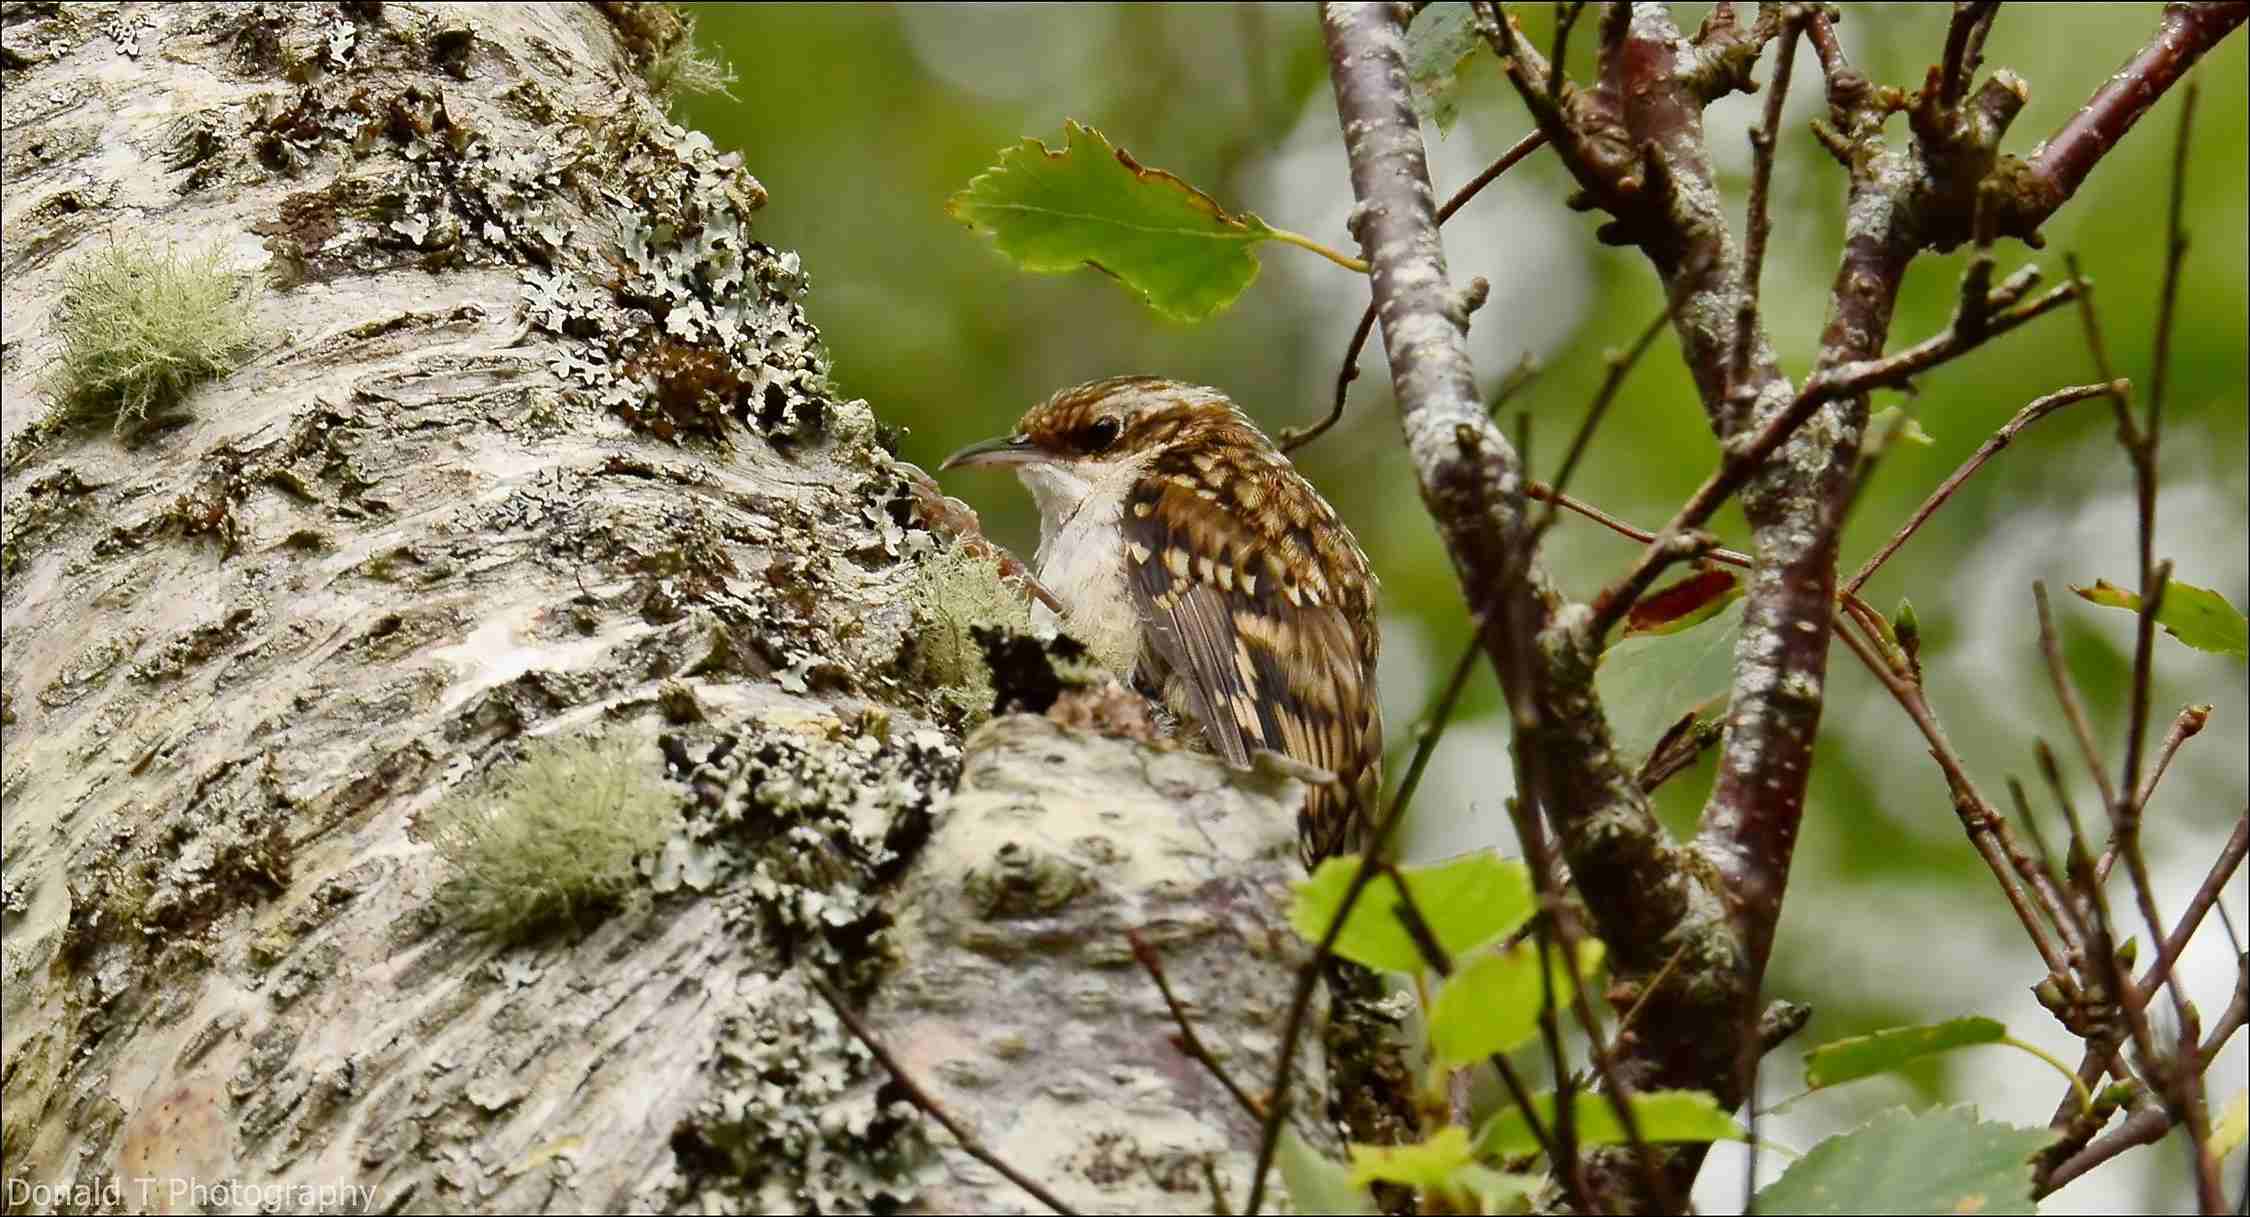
xmin=676 ymin=6 xmax=2246 ymax=1207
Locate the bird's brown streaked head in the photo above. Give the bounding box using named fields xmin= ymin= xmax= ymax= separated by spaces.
xmin=939 ymin=376 xmax=1250 ymax=473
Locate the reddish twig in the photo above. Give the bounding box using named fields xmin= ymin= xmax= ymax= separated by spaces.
xmin=1844 ymin=382 xmax=2116 ymax=594
xmin=1127 ymin=930 xmax=1266 ymax=1123
xmin=2034 ymin=582 xmax=2123 ymax=816
xmin=2007 ymin=2 xmax=2245 ymax=239
xmin=810 ymin=975 xmax=1082 ymax=1216
xmin=1730 ymin=7 xmax=1803 ymax=392
xmin=1830 ymin=614 xmax=2079 ymax=984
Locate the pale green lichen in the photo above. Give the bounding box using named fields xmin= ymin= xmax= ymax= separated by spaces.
xmin=905 ymin=542 xmax=1037 ymax=726
xmin=43 ymin=240 xmax=259 ymax=436
xmin=641 ymin=13 xmax=737 ymax=110
xmin=426 ymin=734 xmax=679 ymax=942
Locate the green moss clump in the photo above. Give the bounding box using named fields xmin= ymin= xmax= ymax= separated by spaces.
xmin=426 ymin=734 xmax=679 ymax=942
xmin=44 ymin=240 xmax=259 ymax=436
xmin=906 ymin=542 xmax=1037 ymax=726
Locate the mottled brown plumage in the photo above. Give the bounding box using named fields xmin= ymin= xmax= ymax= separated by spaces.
xmin=942 ymin=377 xmax=1380 ymax=866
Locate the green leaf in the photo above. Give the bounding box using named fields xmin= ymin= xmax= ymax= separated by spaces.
xmin=1803 ymin=1017 xmax=2008 ymax=1091
xmin=1348 ymin=1127 xmax=1540 ymax=1211
xmin=1349 ymin=1125 xmax=1475 ymax=1191
xmin=947 ymin=121 xmax=1277 ymax=322
xmin=1476 ymin=1089 xmax=1744 ymax=1159
xmin=1751 ymin=1105 xmax=2054 ymax=1215
xmin=1290 ymin=853 xmax=1535 ymax=974
xmin=2072 ymin=577 xmax=2249 ymax=660
xmin=1623 ymin=568 xmax=1743 ymax=639
xmin=1406 ymin=3 xmax=1482 ymax=135
xmin=1277 ymin=1128 xmax=1377 ymax=1215
xmin=1428 ymin=939 xmax=1606 ymax=1067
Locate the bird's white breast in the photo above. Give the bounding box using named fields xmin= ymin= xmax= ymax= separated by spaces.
xmin=1015 ymin=456 xmax=1147 ymax=678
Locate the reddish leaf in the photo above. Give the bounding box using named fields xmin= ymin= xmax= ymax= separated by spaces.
xmin=1625 ymin=568 xmax=1743 ymax=638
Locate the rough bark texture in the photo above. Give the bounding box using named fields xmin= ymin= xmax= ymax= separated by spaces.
xmin=1 ymin=4 xmax=1326 ymax=1213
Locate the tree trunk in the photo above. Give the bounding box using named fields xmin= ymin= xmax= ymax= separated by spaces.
xmin=1 ymin=4 xmax=1324 ymax=1212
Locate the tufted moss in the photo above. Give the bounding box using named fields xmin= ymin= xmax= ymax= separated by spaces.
xmin=425 ymin=734 xmax=679 ymax=943
xmin=903 ymin=541 xmax=1037 ymax=726
xmin=641 ymin=12 xmax=736 ymax=110
xmin=43 ymin=240 xmax=259 ymax=437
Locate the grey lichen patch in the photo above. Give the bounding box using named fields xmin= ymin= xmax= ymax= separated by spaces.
xmin=901 ymin=541 xmax=1037 ymax=728
xmin=655 ymin=709 xmax=962 ymax=980
xmin=661 ymin=971 xmax=934 ymax=1213
xmin=0 ymin=465 xmax=101 ymax=578
xmin=40 ymin=239 xmax=260 ymax=438
xmin=61 ymin=759 xmax=294 ymax=975
xmin=515 ymin=108 xmax=850 ymax=457
xmin=424 ymin=733 xmax=681 ymax=943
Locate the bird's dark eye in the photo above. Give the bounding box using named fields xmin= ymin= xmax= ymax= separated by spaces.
xmin=1075 ymin=416 xmax=1122 ymax=454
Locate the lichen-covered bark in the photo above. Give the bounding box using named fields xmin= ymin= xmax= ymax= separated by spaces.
xmin=1 ymin=5 xmax=1316 ymax=1213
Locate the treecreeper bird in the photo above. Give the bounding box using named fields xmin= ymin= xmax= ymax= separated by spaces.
xmin=942 ymin=376 xmax=1381 ymax=866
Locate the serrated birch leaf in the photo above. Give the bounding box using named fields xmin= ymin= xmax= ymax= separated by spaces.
xmin=947 ymin=121 xmax=1278 ymax=322
xmin=2073 ymin=577 xmax=2248 ymax=659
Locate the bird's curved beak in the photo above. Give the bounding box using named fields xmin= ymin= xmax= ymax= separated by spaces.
xmin=939 ymin=433 xmax=1038 ymax=471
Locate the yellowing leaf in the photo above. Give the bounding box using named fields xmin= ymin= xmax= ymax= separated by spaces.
xmin=1290 ymin=853 xmax=1535 ymax=974
xmin=2212 ymin=1089 xmax=2247 ymax=1161
xmin=2073 ymin=577 xmax=2249 ymax=660
xmin=947 ymin=121 xmax=1277 ymax=322
xmin=1428 ymin=939 xmax=1605 ymax=1067
xmin=1868 ymin=404 xmax=1936 ymax=448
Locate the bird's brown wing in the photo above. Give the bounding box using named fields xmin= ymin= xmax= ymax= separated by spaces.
xmin=1122 ymin=472 xmax=1381 ymax=865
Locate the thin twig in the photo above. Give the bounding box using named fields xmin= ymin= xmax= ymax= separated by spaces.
xmin=1939 ymin=1 xmax=2001 ymax=107
xmin=1844 ymin=382 xmax=2115 ymax=594
xmin=1813 ymin=271 xmax=2079 ymax=398
xmin=1549 ymin=0 xmax=1587 ymax=103
xmin=1381 ymin=872 xmax=1565 ymax=1182
xmin=2006 ymin=776 xmax=2096 ymax=971
xmin=1831 ymin=612 xmax=2078 ymax=983
xmin=2039 ymin=954 xmax=2250 ymax=1198
xmin=2062 ymin=253 xmax=2131 ymax=438
xmin=1284 ymin=130 xmax=1550 ymax=452
xmin=810 ymin=975 xmax=1082 ymax=1216
xmin=2147 ymin=81 xmax=2195 ymax=455
xmin=2031 ymin=736 xmax=2186 ymax=1183
xmin=1732 ymin=8 xmax=1803 ymax=391
xmin=2034 ymin=582 xmax=2123 ymax=815
xmin=1590 ymin=272 xmax=2078 ymax=638
xmin=2097 ymin=700 xmax=2213 ymax=885
xmin=1128 ymin=930 xmax=1266 ymax=1122
xmin=2133 ymin=814 xmax=2248 ymax=1007
xmin=1530 ymin=308 xmax=1671 ymax=541
xmin=1241 ymin=631 xmax=1482 ymax=1216
xmin=1527 ymin=483 xmax=1755 ymax=569
xmin=2131 ymin=704 xmax=2212 ymax=823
